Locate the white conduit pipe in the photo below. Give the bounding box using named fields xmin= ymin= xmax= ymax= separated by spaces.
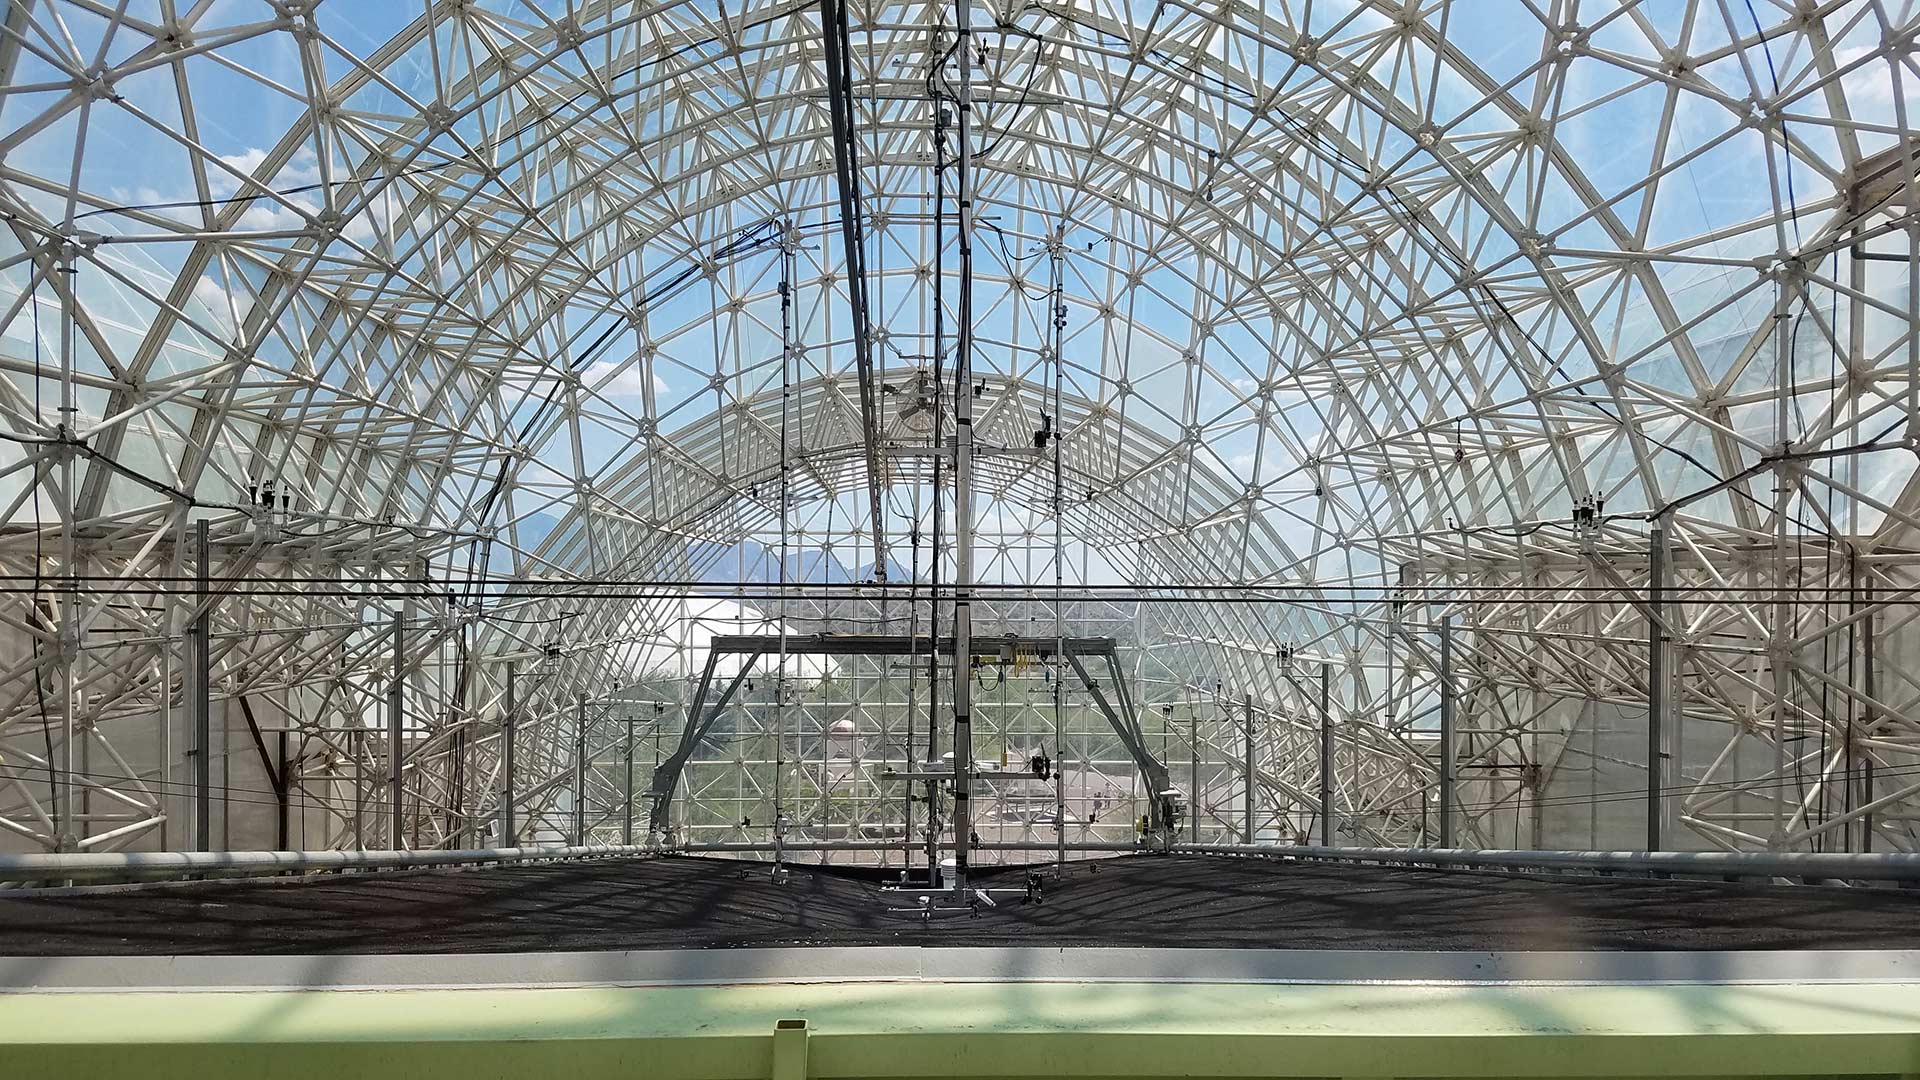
xmin=0 ymin=843 xmax=653 ymax=883
xmin=13 ymin=841 xmax=1920 ymax=884
xmin=1181 ymin=843 xmax=1920 ymax=882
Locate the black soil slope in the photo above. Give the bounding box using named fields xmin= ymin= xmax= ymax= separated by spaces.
xmin=5 ymin=853 xmax=1920 ymax=956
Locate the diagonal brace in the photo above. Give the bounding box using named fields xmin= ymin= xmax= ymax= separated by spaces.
xmin=1067 ymin=652 xmax=1173 ymax=829
xmin=649 ymin=650 xmax=764 ymax=834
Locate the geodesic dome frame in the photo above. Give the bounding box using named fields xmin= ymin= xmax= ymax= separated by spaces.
xmin=1 ymin=0 xmax=1917 ymax=857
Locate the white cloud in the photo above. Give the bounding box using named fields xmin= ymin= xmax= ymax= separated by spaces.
xmin=189 ymin=275 xmax=243 ymax=338
xmin=1837 ymin=45 xmax=1906 ymax=113
xmin=235 ymin=201 xmax=312 ymax=232
xmin=215 ymin=146 xmax=271 ymax=180
xmin=579 ymin=358 xmax=668 ymax=398
xmin=211 ymin=146 xmax=323 ymax=198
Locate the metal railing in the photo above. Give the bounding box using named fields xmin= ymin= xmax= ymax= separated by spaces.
xmin=681 ymin=840 xmax=1920 ymax=883
xmin=10 ymin=838 xmax=1920 ymax=886
xmin=1180 ymin=843 xmax=1920 ymax=883
xmin=0 ymin=843 xmax=653 ymax=885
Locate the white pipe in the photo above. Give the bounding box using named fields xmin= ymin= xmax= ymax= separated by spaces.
xmin=0 ymin=843 xmax=653 ymax=883
xmin=1180 ymin=842 xmax=1920 ymax=882
xmin=19 ymin=840 xmax=1918 ymax=886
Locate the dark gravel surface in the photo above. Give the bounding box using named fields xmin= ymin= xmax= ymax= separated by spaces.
xmin=5 ymin=853 xmax=1920 ymax=955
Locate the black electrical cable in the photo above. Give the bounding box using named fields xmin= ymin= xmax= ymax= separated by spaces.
xmin=973 ymin=26 xmax=1049 ymax=163
xmin=927 ymin=28 xmax=950 ymax=852
xmin=1742 ymin=0 xmax=1801 ymax=249
xmin=69 ymin=163 xmax=453 ymax=223
xmin=981 ymin=219 xmax=1055 ymax=303
xmin=28 ymin=266 xmax=55 ymax=809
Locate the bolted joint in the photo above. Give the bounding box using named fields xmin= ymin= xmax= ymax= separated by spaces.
xmin=41 ymin=621 xmax=82 ymax=666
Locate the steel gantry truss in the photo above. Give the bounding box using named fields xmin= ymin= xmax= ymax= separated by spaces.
xmin=0 ymin=0 xmax=1915 ymax=866
xmin=647 ymin=633 xmax=1178 ymax=850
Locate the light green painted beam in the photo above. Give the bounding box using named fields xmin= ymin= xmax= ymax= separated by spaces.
xmin=5 ymin=981 xmax=1920 ymax=1079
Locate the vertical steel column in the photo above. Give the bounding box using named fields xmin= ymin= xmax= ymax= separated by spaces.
xmin=1863 ymin=577 xmax=1877 ymax=851
xmin=452 ymin=616 xmax=470 ymax=848
xmin=220 ymin=705 xmax=232 ymax=850
xmin=1052 ymin=654 xmax=1066 ymax=866
xmin=775 ymin=225 xmax=794 ymax=871
xmin=191 ymin=519 xmax=211 ymax=852
xmin=947 ymin=0 xmax=978 ymax=891
xmin=1647 ymin=518 xmax=1666 ymax=851
xmin=1189 ymin=707 xmax=1199 ymax=843
xmin=1050 ymin=237 xmax=1067 ymax=872
xmin=1770 ymin=270 xmax=1794 ymax=850
xmin=1439 ymin=615 xmax=1455 ymax=848
xmin=220 ymin=708 xmax=232 ymax=850
xmin=1909 ymin=217 xmax=1919 ymax=439
xmin=574 ymin=694 xmax=588 ymax=845
xmin=1243 ymin=695 xmax=1254 ymax=843
xmin=816 ymin=0 xmax=889 ymax=588
xmin=159 ymin=516 xmax=178 ymax=851
xmin=903 ymin=529 xmax=920 ymax=870
xmin=923 ymin=94 xmax=947 ymax=880
xmin=54 ymin=242 xmax=78 ymax=852
xmin=352 ymin=728 xmax=364 ymax=849
xmin=1848 ymin=218 xmax=1866 ymax=853
xmin=1585 ymin=602 xmax=1599 ymax=849
xmin=503 ymin=661 xmax=517 ymax=845
xmin=161 ymin=524 xmax=187 ymax=840
xmin=1528 ymin=763 xmax=1543 ymax=850
xmin=622 ymin=715 xmax=635 ymax=846
xmin=276 ymin=728 xmax=290 ymax=850
xmin=1319 ymin=664 xmax=1333 ymax=847
xmin=388 ymin=611 xmax=404 ymax=850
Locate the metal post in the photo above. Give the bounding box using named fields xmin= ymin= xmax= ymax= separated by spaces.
xmin=220 ymin=710 xmax=231 ymax=850
xmin=1189 ymin=706 xmax=1199 ymax=843
xmin=776 ymin=226 xmax=794 ymax=872
xmin=1647 ymin=518 xmax=1665 ymax=851
xmin=503 ymin=661 xmax=517 ymax=846
xmin=1770 ymin=270 xmax=1794 ymax=850
xmin=352 ymin=728 xmax=364 ymax=850
xmin=1053 ymin=663 xmax=1067 ymax=867
xmin=923 ymin=97 xmax=947 ymax=880
xmin=1909 ymin=218 xmax=1919 ymax=440
xmin=903 ymin=524 xmax=922 ymax=871
xmin=622 ymin=714 xmax=635 ymax=846
xmin=1439 ymin=615 xmax=1455 ymax=848
xmin=276 ymin=728 xmax=290 ymax=850
xmin=948 ymin=0 xmax=978 ymax=891
xmin=1848 ymin=216 xmax=1866 ymax=853
xmin=1243 ymin=695 xmax=1254 ymax=843
xmin=1863 ymin=577 xmax=1877 ymax=851
xmin=54 ymin=242 xmax=77 ymax=853
xmin=1050 ymin=236 xmax=1067 ymax=872
xmin=159 ymin=539 xmax=174 ymax=851
xmin=904 ymin=552 xmax=920 ymax=870
xmin=453 ymin=616 xmax=470 ymax=848
xmin=448 ymin=726 xmax=464 ymax=851
xmin=574 ymin=694 xmax=588 ymax=845
xmin=389 ymin=611 xmax=404 ymax=850
xmin=191 ymin=519 xmax=211 ymax=852
xmin=1319 ymin=663 xmax=1333 ymax=847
